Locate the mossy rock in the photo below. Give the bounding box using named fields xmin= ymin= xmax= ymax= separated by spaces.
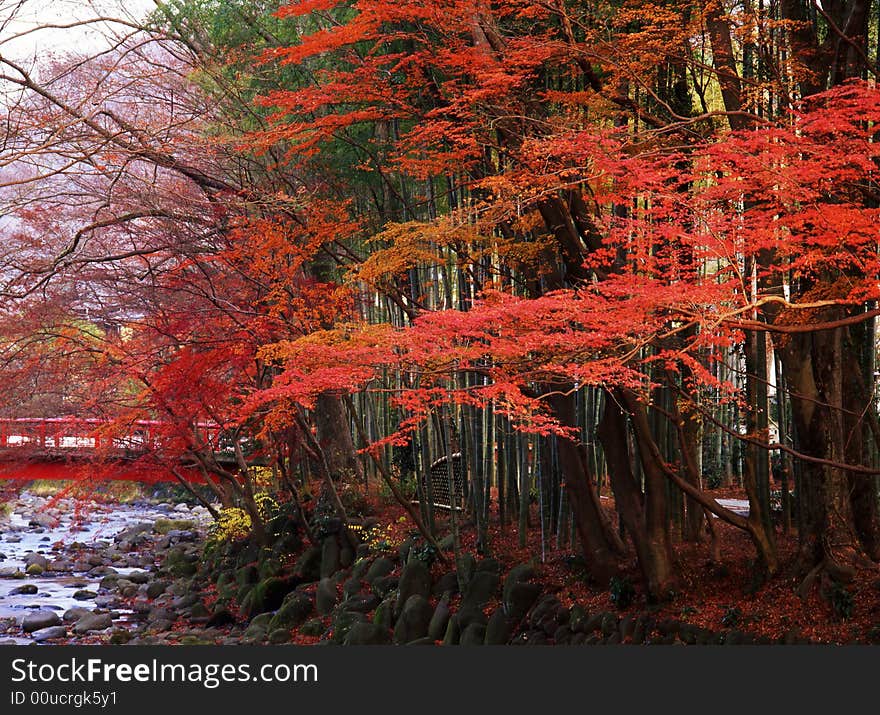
xmin=343 ymin=622 xmax=391 ymax=646
xmin=163 ymin=547 xmax=198 ymax=577
xmin=432 ymin=571 xmax=459 ymax=597
xmin=365 ymin=557 xmax=395 ymax=585
xmin=484 ymin=609 xmax=510 ymax=645
xmin=502 ymin=563 xmax=537 ymax=603
xmin=460 ymin=570 xmax=499 ymax=611
xmin=393 ymin=594 xmax=432 ymax=644
xmin=371 ymin=575 xmax=399 ymax=599
xmin=235 ymin=565 xmax=259 ymax=587
xmin=179 ymin=635 xmax=214 ymax=646
xmin=316 ymin=578 xmax=338 ymax=616
xmin=460 ymin=623 xmax=487 ymax=646
xmin=299 ymin=618 xmax=326 ymax=637
xmin=258 ymin=557 xmax=283 ymax=581
xmin=269 ymin=593 xmax=313 ymax=631
xmin=453 ymin=606 xmax=487 ymax=631
xmin=569 ymin=605 xmax=589 ymax=633
xmin=320 ymin=537 xmax=341 ymax=578
xmin=189 ymin=602 xmax=210 ymax=620
xmin=350 ymin=558 xmax=371 ymax=581
xmin=456 ymin=553 xmax=476 ymax=588
xmin=442 ymin=616 xmax=461 ymax=646
xmin=154 ymin=518 xmax=198 ymax=535
xmin=331 ymin=611 xmax=367 ymax=644
xmin=528 ymin=594 xmax=563 ymax=629
xmin=109 ymin=630 xmax=132 ymax=645
xmin=268 ymin=628 xmax=291 ymax=644
xmin=250 ymin=612 xmax=274 ymax=629
xmin=241 ymin=577 xmax=295 ymax=619
xmin=396 ymin=560 xmax=431 ymax=615
xmin=475 ymin=558 xmax=502 ymax=576
xmin=293 ymin=547 xmax=322 ymax=582
xmin=372 ymin=597 xmax=396 ymax=629
xmin=428 ymin=593 xmax=451 ymax=641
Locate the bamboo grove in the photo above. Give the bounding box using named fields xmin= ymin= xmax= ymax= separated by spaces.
xmin=1 ymin=0 xmax=879 ymax=601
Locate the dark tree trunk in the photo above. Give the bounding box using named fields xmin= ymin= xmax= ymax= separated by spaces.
xmin=548 ymin=391 xmax=624 ymax=583
xmin=598 ymin=393 xmax=677 ymax=600
xmin=315 ymin=392 xmax=365 ymax=483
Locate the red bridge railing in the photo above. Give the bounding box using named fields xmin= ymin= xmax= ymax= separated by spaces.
xmin=0 ymin=417 xmax=224 ymax=456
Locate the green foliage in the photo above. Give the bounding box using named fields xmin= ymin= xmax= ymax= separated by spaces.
xmin=829 ymin=581 xmax=854 ymax=621
xmin=378 ymin=472 xmax=417 ymax=504
xmin=680 ymin=605 xmax=698 ymax=619
xmin=609 ymin=576 xmax=635 ymax=610
xmin=721 ymin=605 xmax=742 ymax=628
xmin=208 ymin=507 xmax=252 ymax=544
xmin=207 ymin=492 xmax=280 ymax=545
xmin=703 ymin=466 xmax=723 ymax=490
xmin=409 ymin=541 xmax=438 ymax=567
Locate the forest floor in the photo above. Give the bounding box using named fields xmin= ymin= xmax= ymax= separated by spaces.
xmin=3 ymin=479 xmax=878 ymax=644
xmin=357 ymin=484 xmax=880 ymax=645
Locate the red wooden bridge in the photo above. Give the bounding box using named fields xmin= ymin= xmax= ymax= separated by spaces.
xmin=0 ymin=417 xmax=227 ymax=482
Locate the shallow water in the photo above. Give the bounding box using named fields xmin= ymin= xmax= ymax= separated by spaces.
xmin=0 ymin=492 xmax=208 ymax=643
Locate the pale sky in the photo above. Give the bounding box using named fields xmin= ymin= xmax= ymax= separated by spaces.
xmin=0 ymin=0 xmax=157 ymax=61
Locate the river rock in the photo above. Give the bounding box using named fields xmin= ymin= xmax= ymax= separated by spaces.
xmin=73 ymin=589 xmax=97 ymax=601
xmin=22 ymin=610 xmax=62 ymax=632
xmin=126 ymin=570 xmax=151 ymax=585
xmin=24 ymin=553 xmax=49 ymax=570
xmin=206 ymin=608 xmax=236 ymax=627
xmin=171 ymin=593 xmax=201 ymax=611
xmin=73 ymin=613 xmax=114 ymax=634
xmin=31 ymin=626 xmax=67 ymax=642
xmin=63 ymin=607 xmax=91 ymax=623
xmin=9 ymin=584 xmax=38 ymax=596
xmin=146 ymin=580 xmax=168 ymax=599
xmin=28 ymin=514 xmax=55 ymax=529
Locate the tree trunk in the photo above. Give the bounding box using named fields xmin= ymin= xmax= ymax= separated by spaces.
xmin=314 ymin=392 xmax=364 ymax=483
xmin=548 ymin=391 xmax=624 ymax=583
xmin=598 ymin=393 xmax=676 ymax=600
